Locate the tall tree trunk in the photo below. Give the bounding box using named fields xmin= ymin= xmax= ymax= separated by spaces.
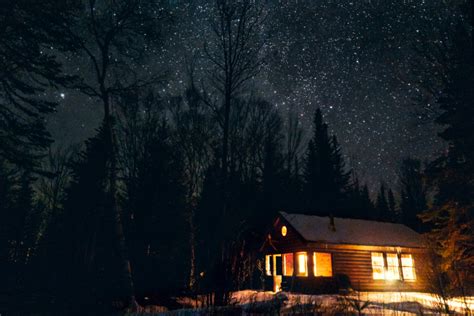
xmin=103 ymin=96 xmax=139 ymax=311
xmin=187 ymin=201 xmax=197 ymax=291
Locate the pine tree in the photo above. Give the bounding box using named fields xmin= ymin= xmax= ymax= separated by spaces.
xmin=304 ymin=108 xmax=350 ymax=215
xmin=420 ymin=7 xmax=474 ymax=295
xmin=398 ymin=158 xmax=427 ymax=230
xmin=360 ymin=184 xmax=375 ymax=217
xmin=41 ymin=124 xmax=117 ymax=310
xmin=331 ymin=135 xmax=351 ymax=214
xmin=0 ymin=159 xmax=17 ymax=262
xmin=387 ymin=188 xmax=397 ymax=221
xmin=0 ymin=1 xmax=75 ymax=169
xmin=375 ymin=184 xmax=390 ymax=221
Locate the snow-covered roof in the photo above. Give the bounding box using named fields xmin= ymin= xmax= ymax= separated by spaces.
xmin=280 ymin=212 xmax=424 ymax=248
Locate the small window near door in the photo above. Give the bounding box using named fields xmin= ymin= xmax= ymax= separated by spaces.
xmin=401 ymin=254 xmax=416 ymax=280
xmin=296 ymin=252 xmax=308 ymax=276
xmin=371 ymin=252 xmax=385 ymax=280
xmin=313 ymin=252 xmax=333 ymax=277
xmin=283 ymin=253 xmax=294 ymax=276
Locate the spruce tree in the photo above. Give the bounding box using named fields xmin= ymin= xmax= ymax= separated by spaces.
xmin=331 ymin=135 xmax=351 ymax=213
xmin=398 ymin=158 xmax=427 ymax=230
xmin=387 ymin=188 xmax=397 ymax=221
xmin=0 ymin=1 xmax=75 ymax=169
xmin=360 ymin=184 xmax=375 ymax=218
xmin=304 ymin=108 xmax=350 ymax=215
xmin=420 ymin=9 xmax=474 ymax=293
xmin=375 ymin=183 xmax=390 ymax=221
xmin=42 ymin=124 xmax=118 ymax=311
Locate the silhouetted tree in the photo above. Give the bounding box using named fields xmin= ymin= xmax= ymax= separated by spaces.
xmin=304 ymin=108 xmax=350 ymax=215
xmin=420 ymin=5 xmax=474 ymax=297
xmin=375 ymin=183 xmax=391 ymax=221
xmin=60 ymin=1 xmax=167 ymax=308
xmin=398 ymin=158 xmax=427 ymax=230
xmin=117 ymin=93 xmax=188 ymax=294
xmin=0 ymin=0 xmax=74 ymax=169
xmin=387 ymin=188 xmax=397 ymax=221
xmin=194 ymin=0 xmax=267 ymax=304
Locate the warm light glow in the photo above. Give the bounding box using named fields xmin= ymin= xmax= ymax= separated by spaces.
xmin=283 ymin=253 xmax=294 ymax=276
xmin=371 ymin=252 xmax=385 ymax=280
xmin=265 ymin=255 xmax=272 ymax=276
xmin=313 ymin=252 xmax=333 ymax=277
xmin=296 ymin=252 xmax=308 ymax=276
xmin=281 ymin=225 xmax=287 ymax=236
xmin=274 ymin=275 xmax=282 ymax=292
xmin=401 ymin=254 xmax=416 ymax=280
xmin=386 ymin=253 xmax=400 ymax=280
xmin=371 ymin=252 xmax=416 ymax=281
xmin=273 ymin=254 xmax=281 ymax=276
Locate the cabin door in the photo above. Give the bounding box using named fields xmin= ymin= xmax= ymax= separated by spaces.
xmin=273 ymin=255 xmax=283 ymax=292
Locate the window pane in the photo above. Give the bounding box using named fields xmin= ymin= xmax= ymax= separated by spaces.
xmin=401 ymin=254 xmax=416 ymax=280
xmin=265 ymin=255 xmax=271 ymax=276
xmin=386 ymin=253 xmax=400 ymax=280
xmin=402 ymin=266 xmax=416 ymax=280
xmin=283 ymin=253 xmax=294 ymax=276
xmin=296 ymin=252 xmax=308 ymax=276
xmin=274 ymin=255 xmax=282 ymax=275
xmin=371 ymin=252 xmax=385 ymax=280
xmin=314 ymin=252 xmax=333 ymax=277
xmin=401 ymin=254 xmax=413 ymax=267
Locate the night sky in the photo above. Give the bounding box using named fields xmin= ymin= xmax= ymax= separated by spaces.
xmin=48 ymin=0 xmax=456 ymax=190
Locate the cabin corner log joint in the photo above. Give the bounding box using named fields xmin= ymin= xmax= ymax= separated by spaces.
xmin=260 ymin=212 xmax=430 ymax=293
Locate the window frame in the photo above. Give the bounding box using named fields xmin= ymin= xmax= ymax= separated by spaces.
xmin=313 ymin=252 xmax=333 ymax=277
xmin=265 ymin=255 xmax=272 ymax=276
xmin=371 ymin=252 xmax=386 ymax=280
xmin=296 ymin=251 xmax=308 ymax=277
xmin=371 ymin=252 xmax=416 ymax=282
xmin=400 ymin=253 xmax=416 ymax=281
xmin=385 ymin=253 xmax=401 ymax=280
xmin=282 ymin=253 xmax=294 ymax=276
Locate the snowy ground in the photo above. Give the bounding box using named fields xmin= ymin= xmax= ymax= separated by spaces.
xmin=128 ymin=290 xmax=474 ymax=315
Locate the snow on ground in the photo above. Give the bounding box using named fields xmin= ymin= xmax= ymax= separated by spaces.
xmin=130 ymin=290 xmax=474 ymax=315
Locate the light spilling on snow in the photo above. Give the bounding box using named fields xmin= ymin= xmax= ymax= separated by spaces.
xmin=174 ymin=290 xmax=474 ymax=315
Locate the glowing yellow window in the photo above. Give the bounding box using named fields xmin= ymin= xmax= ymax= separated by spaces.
xmin=283 ymin=253 xmax=294 ymax=276
xmin=281 ymin=225 xmax=287 ymax=236
xmin=265 ymin=255 xmax=272 ymax=276
xmin=296 ymin=252 xmax=308 ymax=276
xmin=401 ymin=254 xmax=416 ymax=280
xmin=313 ymin=252 xmax=333 ymax=277
xmin=371 ymin=252 xmax=385 ymax=280
xmin=386 ymin=253 xmax=400 ymax=280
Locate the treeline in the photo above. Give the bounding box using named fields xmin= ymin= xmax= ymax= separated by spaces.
xmin=0 ymin=0 xmax=472 ymax=314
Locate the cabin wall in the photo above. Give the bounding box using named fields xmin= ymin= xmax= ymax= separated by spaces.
xmin=330 ymin=248 xmax=430 ymax=292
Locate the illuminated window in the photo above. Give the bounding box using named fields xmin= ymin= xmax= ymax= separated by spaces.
xmin=296 ymin=252 xmax=308 ymax=276
xmin=386 ymin=253 xmax=400 ymax=280
xmin=281 ymin=225 xmax=287 ymax=236
xmin=371 ymin=252 xmax=385 ymax=280
xmin=313 ymin=252 xmax=333 ymax=277
xmin=273 ymin=254 xmax=282 ymax=276
xmin=283 ymin=253 xmax=294 ymax=276
xmin=265 ymin=255 xmax=272 ymax=276
xmin=401 ymin=254 xmax=416 ymax=280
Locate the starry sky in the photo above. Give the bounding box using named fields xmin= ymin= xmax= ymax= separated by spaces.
xmin=48 ymin=0 xmax=459 ymax=190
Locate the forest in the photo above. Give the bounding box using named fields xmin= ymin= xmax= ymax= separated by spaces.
xmin=0 ymin=0 xmax=472 ymax=314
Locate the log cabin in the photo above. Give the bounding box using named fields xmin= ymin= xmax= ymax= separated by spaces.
xmin=261 ymin=212 xmax=431 ymax=293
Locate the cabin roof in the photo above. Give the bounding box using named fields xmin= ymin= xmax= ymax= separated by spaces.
xmin=280 ymin=212 xmax=424 ymax=248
